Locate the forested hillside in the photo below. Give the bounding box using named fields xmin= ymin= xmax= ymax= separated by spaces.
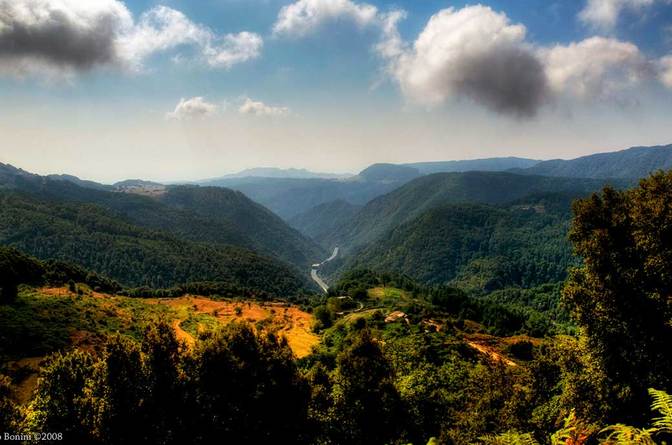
xmin=0 ymin=165 xmax=324 ymax=270
xmin=289 ymin=199 xmax=362 ymax=242
xmin=347 ymin=194 xmax=576 ymax=290
xmin=516 ymin=144 xmax=672 ymax=179
xmin=0 ymin=192 xmax=308 ymax=295
xmin=324 ymin=171 xmax=619 ymax=251
xmin=158 ymin=186 xmax=325 ymax=267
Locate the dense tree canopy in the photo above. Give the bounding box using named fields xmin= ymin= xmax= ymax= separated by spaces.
xmin=564 ymin=171 xmax=672 ymax=424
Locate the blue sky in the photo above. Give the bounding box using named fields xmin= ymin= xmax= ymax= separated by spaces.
xmin=1 ymin=0 xmax=671 ymax=182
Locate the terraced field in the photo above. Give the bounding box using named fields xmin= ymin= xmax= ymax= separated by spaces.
xmin=0 ymin=286 xmax=319 ymax=361
xmin=148 ymin=296 xmax=319 ymax=358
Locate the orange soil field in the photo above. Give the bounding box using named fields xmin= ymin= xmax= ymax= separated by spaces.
xmin=37 ymin=287 xmax=319 ymax=358
xmin=148 ymin=296 xmax=319 ymax=358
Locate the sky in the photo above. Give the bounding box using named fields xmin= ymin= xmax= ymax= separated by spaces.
xmin=0 ymin=0 xmax=671 ymax=183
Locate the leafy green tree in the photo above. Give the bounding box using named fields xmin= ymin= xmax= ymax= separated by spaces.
xmin=329 ymin=330 xmax=404 ymax=444
xmin=141 ymin=320 xmax=185 ymax=445
xmin=0 ymin=374 xmax=19 ymax=431
xmin=0 ymin=246 xmax=44 ymax=304
xmin=350 ymin=287 xmax=368 ymax=300
xmin=313 ymin=305 xmax=333 ymax=330
xmin=564 ymin=172 xmax=672 ymax=424
xmin=189 ymin=323 xmax=310 ymax=444
xmin=94 ymin=335 xmax=150 ymax=445
xmin=26 ymin=350 xmax=99 ymax=444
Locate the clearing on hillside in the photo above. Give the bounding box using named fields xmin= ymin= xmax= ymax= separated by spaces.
xmin=148 ymin=296 xmax=319 ymax=358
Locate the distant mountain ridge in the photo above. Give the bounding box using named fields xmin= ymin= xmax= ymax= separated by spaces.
xmin=203 ymin=167 xmax=352 ymax=181
xmin=514 ymin=144 xmax=672 ymax=179
xmin=321 ymin=171 xmax=628 ymax=253
xmin=405 ymin=157 xmax=539 ymax=175
xmin=199 ymin=158 xmax=544 ymax=220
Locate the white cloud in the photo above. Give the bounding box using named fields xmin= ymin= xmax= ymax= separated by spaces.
xmin=273 ymin=0 xmax=378 ymax=37
xmin=202 ymin=32 xmax=263 ymax=69
xmin=377 ymin=4 xmax=671 ymax=116
xmin=578 ymin=0 xmax=656 ymax=30
xmin=660 ymin=55 xmax=672 ymax=88
xmin=166 ymin=97 xmax=218 ymax=120
xmin=238 ymin=98 xmax=290 ymax=117
xmin=0 ymin=0 xmax=262 ymax=79
xmin=542 ymin=37 xmax=653 ymax=100
xmin=375 ymin=9 xmax=407 ymax=60
xmin=386 ymin=5 xmax=549 ymax=117
xmin=119 ymin=6 xmax=262 ymax=70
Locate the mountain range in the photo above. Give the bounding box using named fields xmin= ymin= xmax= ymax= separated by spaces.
xmin=191 ymin=145 xmax=671 ymax=220
xmin=1 ymin=143 xmax=670 ymax=294
xmin=0 ymin=162 xmax=324 ymax=294
xmin=512 ymin=144 xmax=672 ymax=179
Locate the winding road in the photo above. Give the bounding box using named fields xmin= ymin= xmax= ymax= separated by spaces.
xmin=311 ymin=247 xmax=339 ymax=293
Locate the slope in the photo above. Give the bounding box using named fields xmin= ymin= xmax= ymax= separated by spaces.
xmin=0 ymin=165 xmax=325 ymax=269
xmin=405 ymin=157 xmax=539 ymax=175
xmin=346 ymin=194 xmax=577 ymax=290
xmin=0 ymin=192 xmax=309 ymax=295
xmin=289 ymin=199 xmax=362 ymax=243
xmin=515 ymin=144 xmax=672 ymax=179
xmin=325 ymin=171 xmax=619 ymax=252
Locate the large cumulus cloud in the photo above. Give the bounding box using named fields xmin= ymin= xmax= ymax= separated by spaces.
xmin=388 ymin=5 xmax=549 ymax=117
xmin=0 ymin=0 xmax=262 ymax=79
xmin=542 ymin=37 xmax=654 ymax=101
xmin=378 ymin=4 xmax=672 ymax=117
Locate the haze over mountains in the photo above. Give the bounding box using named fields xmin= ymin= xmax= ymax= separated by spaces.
xmin=188 ymin=145 xmax=670 ymax=219
xmin=1 ymin=143 xmax=670 ymax=294
xmin=513 ymin=144 xmax=672 ymax=179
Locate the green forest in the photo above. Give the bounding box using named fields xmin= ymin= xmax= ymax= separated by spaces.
xmin=1 ymin=171 xmax=672 ymax=444
xmin=0 ymin=192 xmax=309 ymax=296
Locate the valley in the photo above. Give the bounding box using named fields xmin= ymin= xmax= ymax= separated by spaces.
xmin=311 ymin=247 xmax=339 ymax=292
xmin=3 ymin=0 xmax=672 ymax=440
xmin=2 ymin=143 xmax=672 ymax=444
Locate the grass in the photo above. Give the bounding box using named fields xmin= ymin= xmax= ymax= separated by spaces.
xmin=149 ymin=296 xmax=319 ymax=358
xmin=366 ymin=287 xmax=413 ymax=307
xmin=1 ymin=285 xmax=321 ymax=404
xmin=0 ymin=286 xmax=319 ymax=362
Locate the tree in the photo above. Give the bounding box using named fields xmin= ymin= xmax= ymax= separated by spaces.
xmin=329 ymin=330 xmax=404 ymax=444
xmin=141 ymin=320 xmax=185 ymax=445
xmin=25 ymin=350 xmax=99 ymax=445
xmin=313 ymin=305 xmax=333 ymax=330
xmin=189 ymin=322 xmax=310 ymax=444
xmin=0 ymin=374 xmax=19 ymax=432
xmin=94 ymin=335 xmax=150 ymax=445
xmin=0 ymin=246 xmax=44 ymax=304
xmin=564 ymin=172 xmax=672 ymax=424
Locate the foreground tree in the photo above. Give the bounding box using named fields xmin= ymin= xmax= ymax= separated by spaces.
xmin=94 ymin=335 xmax=150 ymax=445
xmin=25 ymin=350 xmax=99 ymax=444
xmin=564 ymin=171 xmax=672 ymax=424
xmin=328 ymin=330 xmax=404 ymax=444
xmin=188 ymin=323 xmax=310 ymax=444
xmin=0 ymin=246 xmax=43 ymax=304
xmin=0 ymin=374 xmax=19 ymax=431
